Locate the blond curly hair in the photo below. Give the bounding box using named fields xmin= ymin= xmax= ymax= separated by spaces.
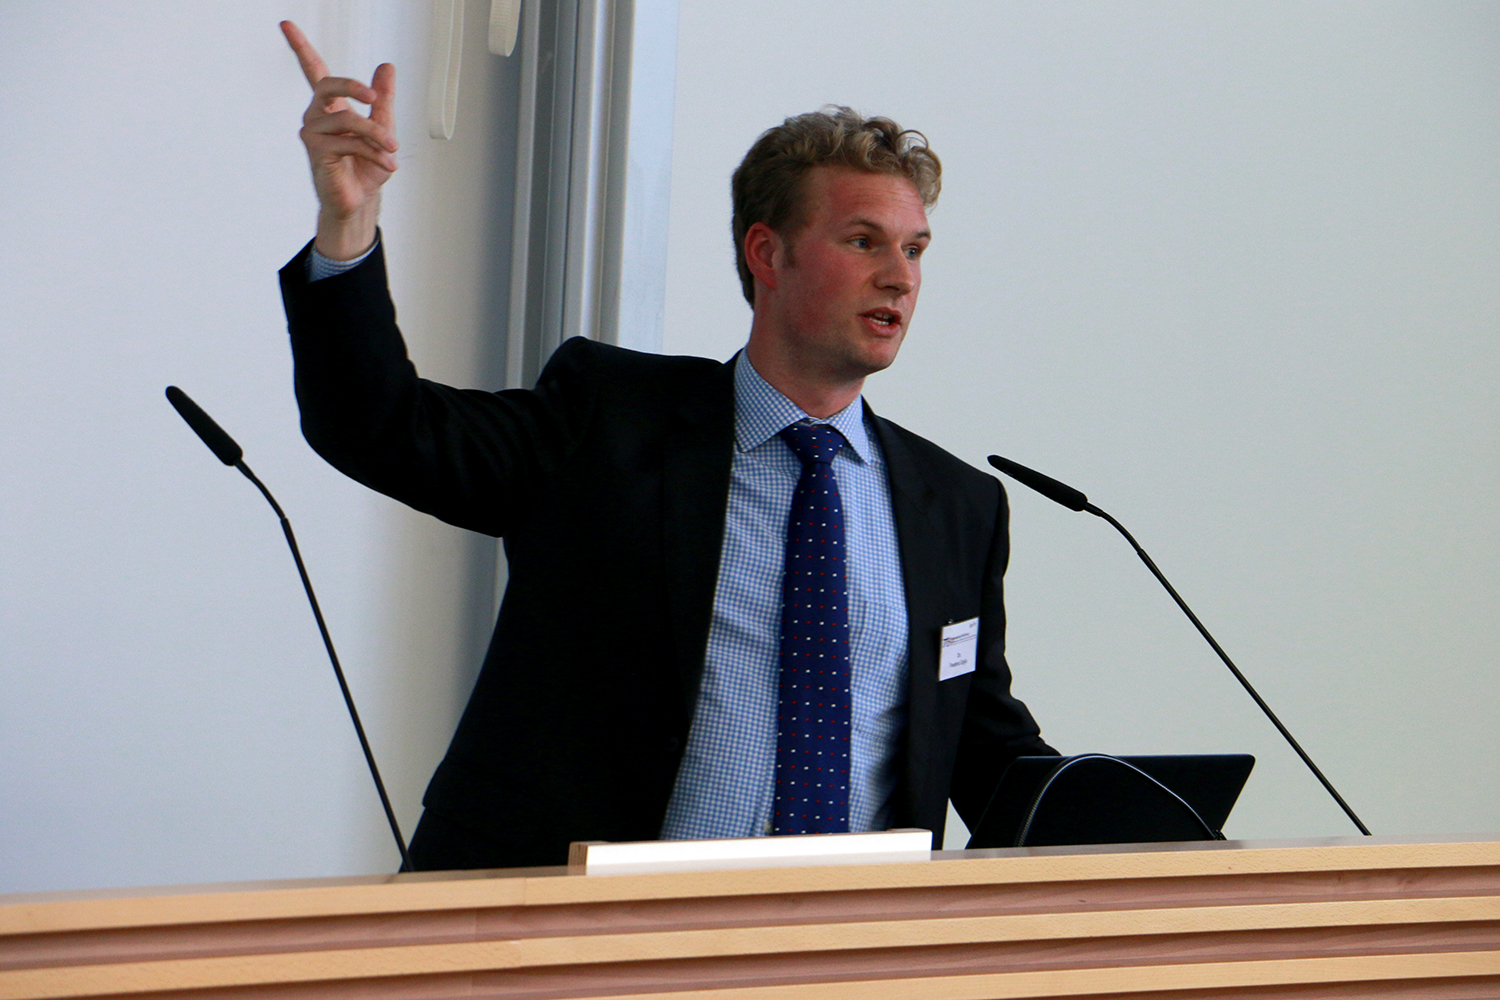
xmin=731 ymin=106 xmax=942 ymax=305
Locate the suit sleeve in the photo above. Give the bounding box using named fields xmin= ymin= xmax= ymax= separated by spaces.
xmin=947 ymin=476 xmax=1059 ymax=829
xmin=279 ymin=239 xmax=597 ymax=538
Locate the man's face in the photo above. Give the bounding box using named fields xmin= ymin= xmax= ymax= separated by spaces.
xmin=763 ymin=166 xmax=931 ymax=381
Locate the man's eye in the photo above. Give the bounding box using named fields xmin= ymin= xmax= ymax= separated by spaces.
xmin=851 ymin=236 xmax=870 ymax=249
xmin=906 ymin=245 xmax=924 ymax=259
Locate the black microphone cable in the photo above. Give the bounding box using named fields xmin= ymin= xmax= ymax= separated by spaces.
xmin=166 ymin=386 xmax=414 ymax=871
xmin=988 ymin=453 xmax=1371 ymax=837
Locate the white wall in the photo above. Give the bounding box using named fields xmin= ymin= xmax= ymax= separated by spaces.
xmin=665 ymin=1 xmax=1500 ymax=846
xmin=614 ymin=0 xmax=680 ymax=354
xmin=0 ymin=0 xmax=522 ymax=892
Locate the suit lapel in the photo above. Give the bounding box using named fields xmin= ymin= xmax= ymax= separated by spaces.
xmin=869 ymin=409 xmax=948 ymax=827
xmin=661 ymin=359 xmax=736 ymax=715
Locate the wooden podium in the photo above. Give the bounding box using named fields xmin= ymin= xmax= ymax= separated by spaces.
xmin=4 ymin=835 xmax=1500 ymax=999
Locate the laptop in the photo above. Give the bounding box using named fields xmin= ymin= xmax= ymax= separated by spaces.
xmin=966 ymin=753 xmax=1255 ymax=849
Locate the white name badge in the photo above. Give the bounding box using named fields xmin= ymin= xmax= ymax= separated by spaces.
xmin=939 ymin=617 xmax=979 ymax=681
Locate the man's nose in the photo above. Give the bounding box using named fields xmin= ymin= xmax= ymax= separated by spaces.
xmin=876 ymin=251 xmax=916 ymax=295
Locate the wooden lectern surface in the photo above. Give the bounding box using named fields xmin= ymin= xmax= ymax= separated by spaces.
xmin=3 ymin=834 xmax=1500 ymax=999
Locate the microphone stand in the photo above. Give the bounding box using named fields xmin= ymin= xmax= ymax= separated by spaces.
xmin=167 ymin=387 xmax=414 ymax=871
xmin=236 ymin=461 xmax=415 ymax=869
xmin=989 ymin=454 xmax=1371 ymax=837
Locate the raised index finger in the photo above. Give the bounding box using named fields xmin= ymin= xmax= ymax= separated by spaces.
xmin=280 ymin=20 xmax=329 ymax=88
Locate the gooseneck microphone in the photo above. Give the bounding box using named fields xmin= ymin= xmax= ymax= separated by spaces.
xmin=988 ymin=454 xmax=1372 ymax=837
xmin=166 ymin=387 xmax=414 ymax=871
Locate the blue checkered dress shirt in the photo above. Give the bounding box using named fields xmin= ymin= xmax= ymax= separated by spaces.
xmin=659 ymin=355 xmax=910 ymax=839
xmin=308 ymin=245 xmax=374 ymax=280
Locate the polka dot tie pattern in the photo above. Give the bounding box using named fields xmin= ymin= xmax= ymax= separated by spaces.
xmin=773 ymin=422 xmax=852 ymax=835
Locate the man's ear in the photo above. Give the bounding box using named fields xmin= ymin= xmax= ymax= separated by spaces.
xmin=744 ymin=221 xmax=780 ymax=295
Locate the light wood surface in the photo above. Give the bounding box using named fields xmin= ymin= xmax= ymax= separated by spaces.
xmin=4 ymin=834 xmax=1499 ymax=999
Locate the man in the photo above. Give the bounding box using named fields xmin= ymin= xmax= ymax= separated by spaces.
xmin=279 ymin=22 xmax=1054 ymax=870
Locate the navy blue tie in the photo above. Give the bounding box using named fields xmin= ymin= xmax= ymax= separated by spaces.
xmin=773 ymin=422 xmax=852 ymax=835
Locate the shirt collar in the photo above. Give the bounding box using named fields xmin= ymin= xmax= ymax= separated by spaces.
xmin=733 ymin=351 xmax=872 ymax=463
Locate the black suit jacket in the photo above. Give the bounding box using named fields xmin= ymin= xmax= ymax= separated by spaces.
xmin=280 ymin=241 xmax=1053 ymax=868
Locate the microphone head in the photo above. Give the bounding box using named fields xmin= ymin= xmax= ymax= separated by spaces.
xmin=166 ymin=386 xmax=244 ymax=466
xmin=987 ymin=455 xmax=1090 ymax=511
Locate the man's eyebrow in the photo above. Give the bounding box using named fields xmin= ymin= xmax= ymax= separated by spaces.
xmin=847 ymin=217 xmax=932 ymax=241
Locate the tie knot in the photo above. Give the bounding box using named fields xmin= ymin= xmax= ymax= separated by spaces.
xmin=779 ymin=422 xmax=846 ymax=467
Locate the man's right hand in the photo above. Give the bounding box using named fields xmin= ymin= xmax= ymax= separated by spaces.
xmin=281 ymin=20 xmax=399 ymax=262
